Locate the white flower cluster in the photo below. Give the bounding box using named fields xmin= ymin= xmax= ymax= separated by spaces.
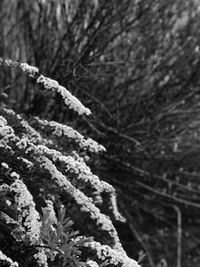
xmin=0 ymin=58 xmax=140 ymax=265
xmin=1 ymin=108 xmax=49 ymax=145
xmin=86 ymin=260 xmax=99 ymax=267
xmin=32 ymin=117 xmax=106 ymax=153
xmin=0 ymin=124 xmax=14 ymax=138
xmin=38 ymin=156 xmax=122 ymax=250
xmin=0 ymin=113 xmax=124 ymax=225
xmin=0 ymin=116 xmax=16 ymax=150
xmin=10 ymin=171 xmax=20 ymax=179
xmin=0 ymin=57 xmax=91 ymax=115
xmin=20 ymin=63 xmax=39 ymax=78
xmin=0 ymin=250 xmax=19 ymax=267
xmin=1 ymin=162 xmax=9 ymax=169
xmin=0 ymin=57 xmax=39 ymax=78
xmin=36 ymin=145 xmax=113 ymax=195
xmin=109 ymin=193 xmax=126 ymax=223
xmin=37 ymin=75 xmax=91 ymax=115
xmin=0 ymin=58 xmax=19 ymax=68
xmin=84 ymin=137 xmax=106 ymax=153
xmin=0 ymin=116 xmax=7 ymax=127
xmin=21 ymin=157 xmax=34 ymax=168
xmin=84 ymin=241 xmax=141 ymax=267
xmin=10 ymin=179 xmax=41 ymax=245
xmin=8 ymin=177 xmax=48 ymax=266
xmin=0 ymin=109 xmax=53 ymax=156
xmin=33 ymin=249 xmax=48 ymax=267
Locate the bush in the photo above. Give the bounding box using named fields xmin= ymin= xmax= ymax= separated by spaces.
xmin=0 ymin=58 xmax=140 ymax=267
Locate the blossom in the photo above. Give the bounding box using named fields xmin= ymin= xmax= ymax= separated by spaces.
xmin=10 ymin=172 xmax=20 ymax=179
xmin=37 ymin=156 xmax=122 ymax=250
xmin=20 ymin=62 xmax=39 ymax=78
xmin=0 ymin=125 xmax=14 ymax=137
xmin=0 ymin=116 xmax=7 ymax=127
xmin=31 ymin=117 xmax=106 ymax=153
xmin=0 ymin=57 xmax=19 ymax=68
xmin=0 ymin=58 xmax=140 ymax=266
xmin=83 ymin=241 xmax=141 ymax=267
xmin=1 ymin=108 xmax=50 ymax=146
xmin=0 ymin=250 xmax=19 ymax=267
xmin=1 ymin=162 xmax=9 ymax=169
xmin=10 ymin=179 xmax=41 ymax=245
xmin=35 ymin=145 xmax=113 ymax=195
xmin=0 ymin=115 xmax=16 ymax=149
xmin=33 ymin=249 xmax=48 ymax=267
xmin=0 ymin=58 xmax=39 ymax=78
xmin=37 ymin=75 xmax=91 ymax=115
xmin=86 ymin=260 xmax=99 ymax=267
xmin=0 ymin=58 xmax=91 ymax=116
xmin=18 ymin=157 xmax=34 ymax=169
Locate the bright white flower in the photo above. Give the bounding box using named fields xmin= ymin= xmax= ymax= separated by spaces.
xmin=35 ymin=145 xmax=111 ymax=194
xmin=37 ymin=75 xmax=91 ymax=115
xmin=84 ymin=241 xmax=141 ymax=267
xmin=33 ymin=249 xmax=48 ymax=267
xmin=0 ymin=57 xmax=91 ymax=116
xmin=10 ymin=172 xmax=20 ymax=179
xmin=1 ymin=108 xmax=51 ymax=147
xmin=33 ymin=117 xmax=106 ymax=152
xmin=38 ymin=156 xmax=122 ymax=250
xmin=10 ymin=179 xmax=41 ymax=245
xmin=86 ymin=260 xmax=99 ymax=267
xmin=0 ymin=125 xmax=14 ymax=137
xmin=1 ymin=162 xmax=9 ymax=169
xmin=20 ymin=63 xmax=39 ymax=77
xmin=0 ymin=250 xmax=19 ymax=267
xmin=0 ymin=116 xmax=7 ymax=127
xmin=0 ymin=58 xmax=19 ymax=68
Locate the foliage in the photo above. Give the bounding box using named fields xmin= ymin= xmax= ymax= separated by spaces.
xmin=0 ymin=58 xmax=140 ymax=267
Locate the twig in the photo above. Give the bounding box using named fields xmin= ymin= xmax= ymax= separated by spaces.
xmin=99 ymin=121 xmax=141 ymax=147
xmin=135 ymin=181 xmax=200 ymax=209
xmin=173 ymin=205 xmax=182 ymax=267
xmin=121 ymin=201 xmax=155 ymax=267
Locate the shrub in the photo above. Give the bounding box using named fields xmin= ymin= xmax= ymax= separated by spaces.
xmin=0 ymin=58 xmax=140 ymax=267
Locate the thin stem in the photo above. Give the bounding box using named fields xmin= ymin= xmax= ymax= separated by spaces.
xmin=173 ymin=205 xmax=182 ymax=267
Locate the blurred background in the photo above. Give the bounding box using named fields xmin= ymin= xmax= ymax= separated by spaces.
xmin=1 ymin=0 xmax=200 ymax=266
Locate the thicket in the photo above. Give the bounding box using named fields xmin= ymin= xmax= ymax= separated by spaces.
xmin=1 ymin=0 xmax=200 ymax=266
